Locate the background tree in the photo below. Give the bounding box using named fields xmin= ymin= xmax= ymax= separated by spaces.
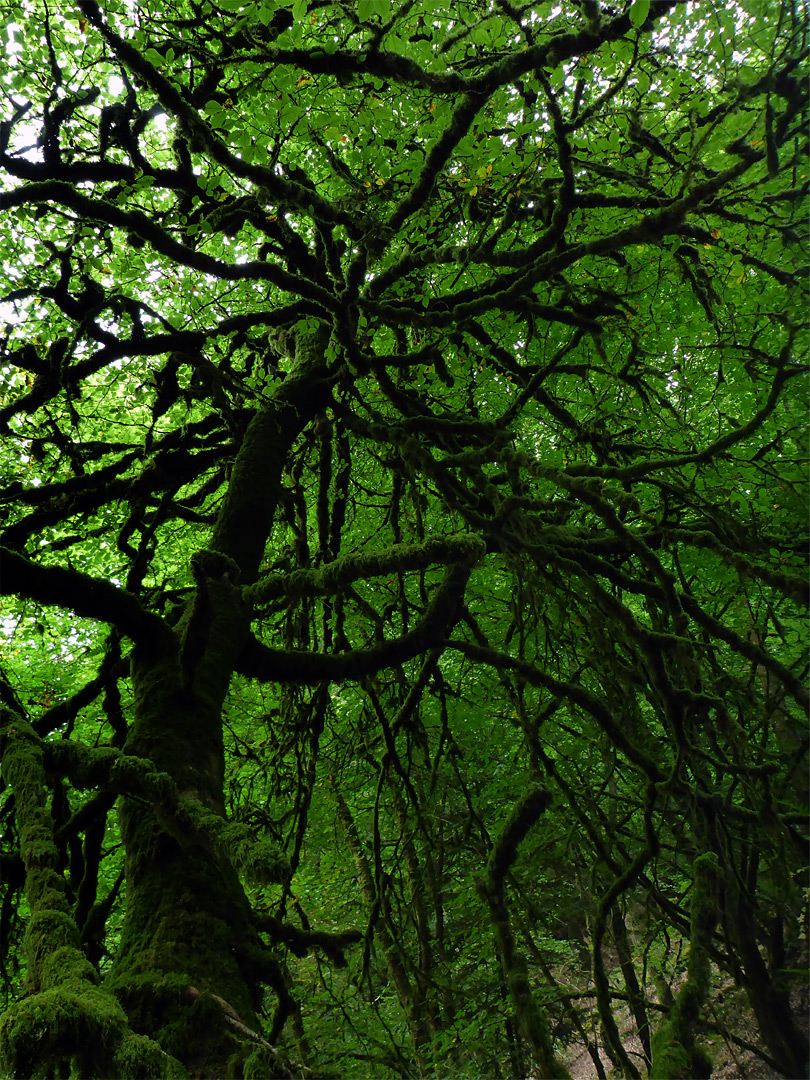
xmin=0 ymin=1 xmax=807 ymax=1078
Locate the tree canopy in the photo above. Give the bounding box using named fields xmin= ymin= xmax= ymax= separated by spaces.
xmin=0 ymin=0 xmax=807 ymax=1077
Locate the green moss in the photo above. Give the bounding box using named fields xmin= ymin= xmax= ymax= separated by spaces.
xmin=650 ymin=854 xmax=721 ymax=1078
xmin=218 ymin=821 xmax=289 ymax=885
xmin=39 ymin=946 xmax=99 ymax=992
xmin=105 ymin=798 xmax=269 ymax=1067
xmin=25 ymin=910 xmax=81 ymax=971
xmin=242 ymin=1045 xmax=292 ymax=1080
xmin=650 ymin=1021 xmax=691 ymax=1079
xmin=23 ymin=865 xmax=67 ymax=908
xmin=112 ymin=1032 xmax=189 ymax=1079
xmin=151 ymin=990 xmax=262 ymax=1071
xmin=0 ymin=981 xmax=126 ymax=1079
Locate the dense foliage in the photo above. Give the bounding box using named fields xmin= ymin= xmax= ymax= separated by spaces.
xmin=0 ymin=1 xmax=807 ymax=1077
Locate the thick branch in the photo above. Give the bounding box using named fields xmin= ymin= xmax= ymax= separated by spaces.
xmin=244 ymin=534 xmax=485 ymax=606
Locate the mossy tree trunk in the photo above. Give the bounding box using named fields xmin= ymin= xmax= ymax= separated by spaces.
xmin=104 ymin=337 xmax=334 ymax=1076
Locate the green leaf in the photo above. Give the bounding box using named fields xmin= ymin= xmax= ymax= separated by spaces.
xmin=629 ymin=0 xmax=651 ymax=27
xmin=357 ymin=0 xmax=389 ymax=22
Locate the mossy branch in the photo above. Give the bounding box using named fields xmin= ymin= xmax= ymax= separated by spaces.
xmin=479 ymin=785 xmax=570 ymax=1079
xmin=0 ymin=711 xmax=183 ymax=1079
xmin=245 ymin=534 xmax=485 ymax=606
xmin=446 ymin=639 xmax=664 ymax=781
xmin=23 ymin=730 xmax=290 ymax=888
xmin=255 ymin=913 xmax=362 ymax=967
xmin=650 ymin=853 xmax=721 ymax=1079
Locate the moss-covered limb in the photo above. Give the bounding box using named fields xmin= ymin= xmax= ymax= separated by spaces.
xmin=210 ymin=330 xmax=335 ymax=584
xmin=0 ymin=453 xmax=140 ymax=543
xmin=245 ymin=534 xmax=485 ymax=606
xmin=196 ymin=815 xmax=290 ymax=886
xmin=0 ymin=545 xmax=173 ymax=657
xmin=592 ymin=897 xmax=642 ymax=1076
xmin=332 ymin=389 xmax=502 ymax=447
xmin=237 ymin=561 xmax=473 ymax=684
xmin=1 ymin=434 xmax=225 ymax=549
xmin=1 ymin=179 xmax=339 ymax=312
xmin=43 ymin=736 xmax=173 ymax=804
xmin=34 ymin=664 xmax=107 ymax=738
xmin=76 ymin=0 xmax=671 ymax=110
xmin=481 ymin=879 xmax=570 ymax=1080
xmin=255 ymin=913 xmax=362 ymax=966
xmin=1 ymin=983 xmax=124 ymax=1080
xmin=650 ymin=853 xmax=721 ymax=1080
xmin=108 ymin=517 xmax=296 ymax=1069
xmin=75 ymin=0 xmax=351 ymax=229
xmin=589 ymin=783 xmax=660 ymax=1077
xmin=364 ymin=155 xmax=755 ymax=328
xmin=661 ymin=526 xmax=809 ymax=607
xmin=40 ymin=735 xmax=288 ymax=887
xmin=0 ymin=712 xmax=183 ymax=1079
xmin=386 ymin=92 xmax=486 ymax=237
xmin=113 ymin=1031 xmax=189 ymax=1079
xmin=680 ymin=592 xmax=809 ymax=711
xmin=71 ymin=791 xmax=116 ymax=948
xmin=487 ymin=785 xmax=551 ymax=889
xmin=0 ymin=712 xmax=93 ymax=995
xmin=331 ymin=782 xmax=428 ymax=1062
xmin=478 ymin=785 xmax=570 ymax=1080
xmin=388 ymin=784 xmax=437 ymax=1032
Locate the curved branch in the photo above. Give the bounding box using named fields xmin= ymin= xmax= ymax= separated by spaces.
xmin=237 ymin=562 xmax=473 ymax=684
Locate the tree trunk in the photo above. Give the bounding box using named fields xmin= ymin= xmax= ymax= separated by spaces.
xmin=105 ymin=336 xmax=333 ymax=1074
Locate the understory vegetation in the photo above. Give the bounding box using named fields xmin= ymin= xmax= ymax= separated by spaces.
xmin=0 ymin=0 xmax=807 ymax=1077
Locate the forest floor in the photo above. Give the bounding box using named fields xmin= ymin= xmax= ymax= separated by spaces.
xmin=558 ymin=957 xmax=809 ymax=1080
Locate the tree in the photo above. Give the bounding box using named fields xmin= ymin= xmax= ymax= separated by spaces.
xmin=0 ymin=0 xmax=807 ymax=1076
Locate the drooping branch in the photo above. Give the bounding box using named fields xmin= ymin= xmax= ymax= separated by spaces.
xmin=446 ymin=638 xmax=665 ymax=781
xmin=478 ymin=784 xmax=570 ymax=1080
